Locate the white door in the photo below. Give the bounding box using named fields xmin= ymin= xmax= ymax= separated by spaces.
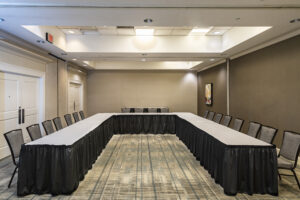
xmin=68 ymin=82 xmax=82 ymax=113
xmin=0 ymin=72 xmax=40 ymax=159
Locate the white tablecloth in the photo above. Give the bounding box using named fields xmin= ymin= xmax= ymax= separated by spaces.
xmin=27 ymin=112 xmax=270 ymax=146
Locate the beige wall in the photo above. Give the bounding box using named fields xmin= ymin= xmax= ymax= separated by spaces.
xmin=197 ymin=63 xmax=227 ymax=117
xmin=45 ymin=62 xmax=58 ymax=120
xmin=87 ymin=70 xmax=197 ymax=115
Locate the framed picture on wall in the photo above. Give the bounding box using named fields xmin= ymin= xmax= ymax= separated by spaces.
xmin=205 ymin=83 xmax=213 ymax=106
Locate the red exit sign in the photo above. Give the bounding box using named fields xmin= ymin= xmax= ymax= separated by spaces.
xmin=46 ymin=33 xmax=53 ymax=43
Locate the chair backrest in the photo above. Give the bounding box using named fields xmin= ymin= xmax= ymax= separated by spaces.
xmin=213 ymin=113 xmax=223 ymax=124
xmin=134 ymin=108 xmax=143 ymax=113
xmin=53 ymin=117 xmax=63 ymax=131
xmin=72 ymin=112 xmax=80 ymax=122
xmin=258 ymin=125 xmax=277 ymax=144
xmin=246 ymin=122 xmax=261 ymax=138
xmin=207 ymin=111 xmax=215 ymax=120
xmin=27 ymin=124 xmax=42 ymax=141
xmin=4 ymin=129 xmax=24 ymax=165
xmin=203 ymin=110 xmax=209 ymax=118
xmin=79 ymin=110 xmax=85 ymax=120
xmin=222 ymin=115 xmax=232 ymax=127
xmin=161 ymin=107 xmax=169 ymax=113
xmin=279 ymin=131 xmax=300 ymax=164
xmin=64 ymin=114 xmax=73 ymax=126
xmin=232 ymin=118 xmax=244 ymax=132
xmin=149 ymin=108 xmax=157 ymax=113
xmin=143 ymin=108 xmax=149 ymax=113
xmin=121 ymin=108 xmax=130 ymax=113
xmin=42 ymin=120 xmax=55 ymax=135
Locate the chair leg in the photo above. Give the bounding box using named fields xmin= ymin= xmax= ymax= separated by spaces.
xmin=8 ymin=166 xmax=18 ymax=188
xmin=291 ymin=169 xmax=300 ymax=189
xmin=278 ymin=170 xmax=282 ymax=180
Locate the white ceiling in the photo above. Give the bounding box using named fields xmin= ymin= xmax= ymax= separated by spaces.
xmin=1 ymin=0 xmax=300 ymax=7
xmin=0 ymin=1 xmax=299 ymax=70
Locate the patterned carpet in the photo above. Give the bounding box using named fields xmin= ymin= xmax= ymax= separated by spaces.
xmin=0 ymin=134 xmax=299 ymax=200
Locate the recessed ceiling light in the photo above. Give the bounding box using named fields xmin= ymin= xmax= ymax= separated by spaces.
xmin=72 ymin=58 xmax=77 ymax=61
xmin=290 ymin=18 xmax=300 ymax=23
xmin=68 ymin=30 xmax=75 ymax=34
xmin=144 ymin=18 xmax=153 ymax=23
xmin=0 ymin=18 xmax=5 ymax=22
xmin=191 ymin=28 xmax=211 ymax=33
xmin=135 ymin=29 xmax=154 ymax=36
xmin=83 ymin=64 xmax=87 ymax=67
xmin=209 ymin=58 xmax=215 ymax=61
xmin=213 ymin=31 xmax=221 ymax=35
xmin=141 ymin=58 xmax=146 ymax=62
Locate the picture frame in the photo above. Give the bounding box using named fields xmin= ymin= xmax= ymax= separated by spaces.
xmin=205 ymin=83 xmax=213 ymax=106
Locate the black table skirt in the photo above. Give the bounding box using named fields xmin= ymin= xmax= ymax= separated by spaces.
xmin=175 ymin=117 xmax=278 ymax=195
xmin=17 ymin=115 xmax=278 ymax=196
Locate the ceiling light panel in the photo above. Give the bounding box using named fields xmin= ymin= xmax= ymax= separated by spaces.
xmin=61 ymin=29 xmax=82 ymax=35
xmin=190 ymin=27 xmax=211 ymax=35
xmin=206 ymin=27 xmax=231 ymax=36
xmin=135 ymin=29 xmax=154 ymax=36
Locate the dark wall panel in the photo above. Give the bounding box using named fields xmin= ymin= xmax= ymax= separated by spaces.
xmin=230 ymin=35 xmax=300 ymax=146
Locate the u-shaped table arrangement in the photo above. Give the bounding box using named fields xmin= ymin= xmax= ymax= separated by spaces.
xmin=17 ymin=113 xmax=278 ymax=196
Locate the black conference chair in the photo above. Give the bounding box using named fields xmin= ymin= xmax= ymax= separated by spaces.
xmin=143 ymin=108 xmax=149 ymax=113
xmin=4 ymin=129 xmax=24 ymax=188
xmin=134 ymin=108 xmax=143 ymax=113
xmin=121 ymin=108 xmax=130 ymax=113
xmin=53 ymin=117 xmax=63 ymax=131
xmin=79 ymin=110 xmax=85 ymax=120
xmin=213 ymin=113 xmax=223 ymax=124
xmin=246 ymin=122 xmax=261 ymax=138
xmin=149 ymin=108 xmax=157 ymax=113
xmin=72 ymin=112 xmax=80 ymax=123
xmin=232 ymin=118 xmax=244 ymax=132
xmin=203 ymin=110 xmax=209 ymax=118
xmin=257 ymin=125 xmax=277 ymax=144
xmin=26 ymin=124 xmax=42 ymax=141
xmin=42 ymin=120 xmax=55 ymax=135
xmin=278 ymin=131 xmax=300 ymax=189
xmin=64 ymin=114 xmax=73 ymax=126
xmin=207 ymin=111 xmax=215 ymax=120
xmin=221 ymin=115 xmax=232 ymax=127
xmin=161 ymin=108 xmax=169 ymax=113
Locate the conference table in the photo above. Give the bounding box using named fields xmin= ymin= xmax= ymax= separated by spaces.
xmin=17 ymin=113 xmax=278 ymax=196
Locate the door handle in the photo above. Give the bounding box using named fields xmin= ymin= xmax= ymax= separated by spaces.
xmin=22 ymin=109 xmax=25 ymax=124
xmin=18 ymin=107 xmax=21 ymax=124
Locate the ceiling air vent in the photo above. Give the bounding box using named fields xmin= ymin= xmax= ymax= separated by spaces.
xmin=116 ymin=26 xmax=134 ymax=29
